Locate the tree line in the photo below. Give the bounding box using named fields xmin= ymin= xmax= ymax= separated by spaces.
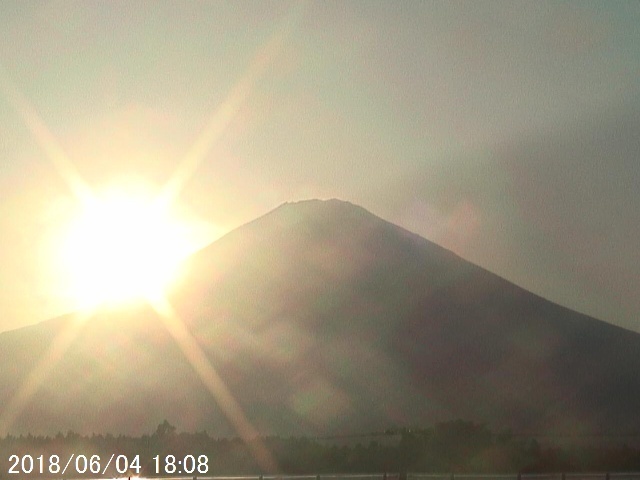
xmin=2 ymin=420 xmax=640 ymax=477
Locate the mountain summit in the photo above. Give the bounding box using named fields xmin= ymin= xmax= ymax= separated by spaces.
xmin=1 ymin=199 xmax=639 ymax=437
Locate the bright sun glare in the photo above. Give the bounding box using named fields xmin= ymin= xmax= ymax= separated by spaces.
xmin=60 ymin=183 xmax=196 ymax=309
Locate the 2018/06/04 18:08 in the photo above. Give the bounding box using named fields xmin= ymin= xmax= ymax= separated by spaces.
xmin=8 ymin=453 xmax=210 ymax=476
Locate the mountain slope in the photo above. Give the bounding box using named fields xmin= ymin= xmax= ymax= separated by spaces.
xmin=1 ymin=199 xmax=639 ymax=438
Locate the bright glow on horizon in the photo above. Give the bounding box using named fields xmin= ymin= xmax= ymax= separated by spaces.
xmin=59 ymin=182 xmax=197 ymax=309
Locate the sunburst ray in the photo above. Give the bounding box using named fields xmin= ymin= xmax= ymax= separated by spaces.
xmin=0 ymin=310 xmax=94 ymax=434
xmin=0 ymin=66 xmax=92 ymax=204
xmin=158 ymin=6 xmax=300 ymax=208
xmin=151 ymin=297 xmax=279 ymax=473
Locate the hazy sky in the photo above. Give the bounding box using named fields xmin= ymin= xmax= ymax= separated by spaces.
xmin=1 ymin=1 xmax=639 ymax=333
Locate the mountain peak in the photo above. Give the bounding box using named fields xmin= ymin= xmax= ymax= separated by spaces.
xmin=266 ymin=198 xmax=374 ymax=227
xmin=255 ymin=198 xmax=442 ymax=254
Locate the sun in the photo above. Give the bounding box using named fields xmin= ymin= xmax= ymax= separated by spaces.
xmin=59 ymin=182 xmax=199 ymax=309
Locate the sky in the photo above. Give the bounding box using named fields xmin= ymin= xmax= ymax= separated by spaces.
xmin=0 ymin=0 xmax=639 ymax=334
